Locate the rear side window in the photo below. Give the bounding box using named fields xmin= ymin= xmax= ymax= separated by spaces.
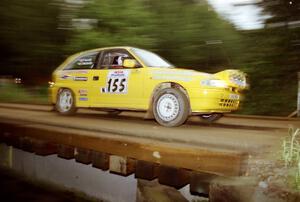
xmin=64 ymin=51 xmax=99 ymax=70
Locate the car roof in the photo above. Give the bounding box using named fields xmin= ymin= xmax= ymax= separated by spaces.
xmin=75 ymin=46 xmax=137 ymax=55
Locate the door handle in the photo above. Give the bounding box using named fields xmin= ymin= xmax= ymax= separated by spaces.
xmin=93 ymin=76 xmax=99 ymax=81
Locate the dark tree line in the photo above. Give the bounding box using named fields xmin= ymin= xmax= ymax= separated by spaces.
xmin=239 ymin=0 xmax=300 ymax=115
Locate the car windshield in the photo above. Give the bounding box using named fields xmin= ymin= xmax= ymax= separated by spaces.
xmin=131 ymin=48 xmax=174 ymax=68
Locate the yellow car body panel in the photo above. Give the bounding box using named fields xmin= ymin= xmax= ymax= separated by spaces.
xmin=49 ymin=47 xmax=247 ymax=115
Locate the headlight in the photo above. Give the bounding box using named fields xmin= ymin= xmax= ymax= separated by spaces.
xmin=201 ymin=79 xmax=228 ymax=88
xmin=229 ymin=73 xmax=246 ymax=87
xmin=48 ymin=81 xmax=55 ymax=87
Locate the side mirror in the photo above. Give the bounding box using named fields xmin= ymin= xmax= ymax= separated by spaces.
xmin=123 ymin=59 xmax=139 ymax=68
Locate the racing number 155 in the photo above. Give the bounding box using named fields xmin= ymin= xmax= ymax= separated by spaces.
xmin=107 ymin=78 xmax=126 ymax=93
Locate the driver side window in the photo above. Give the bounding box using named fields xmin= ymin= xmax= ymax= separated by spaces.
xmin=99 ymin=49 xmax=135 ymax=69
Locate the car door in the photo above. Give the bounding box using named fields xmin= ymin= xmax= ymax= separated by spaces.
xmin=58 ymin=50 xmax=99 ymax=107
xmin=89 ymin=48 xmax=145 ymax=109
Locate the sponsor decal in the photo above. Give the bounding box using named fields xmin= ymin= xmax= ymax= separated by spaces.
xmin=60 ymin=74 xmax=73 ymax=80
xmin=74 ymin=77 xmax=88 ymax=81
xmin=79 ymin=97 xmax=88 ymax=101
xmin=77 ymin=58 xmax=93 ymax=66
xmin=78 ymin=89 xmax=88 ymax=96
xmin=65 ymin=70 xmax=88 ymax=74
xmin=229 ymin=94 xmax=239 ymax=100
xmin=101 ymin=70 xmax=130 ymax=94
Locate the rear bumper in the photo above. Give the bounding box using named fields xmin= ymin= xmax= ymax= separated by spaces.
xmin=48 ymin=86 xmax=58 ymax=104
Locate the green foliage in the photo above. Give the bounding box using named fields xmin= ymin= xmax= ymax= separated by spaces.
xmin=282 ymin=127 xmax=300 ymax=189
xmin=0 ymin=83 xmax=49 ymax=104
xmin=240 ymin=0 xmax=300 ymax=115
xmin=236 ymin=27 xmax=299 ymax=115
xmin=149 ymin=0 xmax=243 ymax=70
xmin=258 ymin=0 xmax=300 ymax=24
xmin=66 ymin=0 xmax=242 ymax=71
xmin=0 ymin=0 xmax=68 ymax=81
xmin=65 ymin=0 xmax=157 ymax=52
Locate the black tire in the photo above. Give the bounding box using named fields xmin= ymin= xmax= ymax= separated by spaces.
xmin=55 ymin=88 xmax=77 ymax=115
xmin=153 ymin=88 xmax=190 ymax=127
xmin=200 ymin=113 xmax=223 ymax=123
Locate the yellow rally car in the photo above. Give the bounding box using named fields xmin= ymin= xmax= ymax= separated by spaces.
xmin=49 ymin=47 xmax=247 ymax=127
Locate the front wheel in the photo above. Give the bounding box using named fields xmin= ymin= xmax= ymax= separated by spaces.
xmin=55 ymin=88 xmax=77 ymax=115
xmin=153 ymin=88 xmax=190 ymax=127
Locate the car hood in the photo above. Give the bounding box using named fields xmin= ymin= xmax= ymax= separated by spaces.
xmin=149 ymin=67 xmax=212 ymax=82
xmin=149 ymin=67 xmax=248 ymax=89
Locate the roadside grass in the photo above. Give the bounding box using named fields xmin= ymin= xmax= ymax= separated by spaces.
xmin=0 ymin=83 xmax=49 ymax=104
xmin=282 ymin=127 xmax=300 ymax=189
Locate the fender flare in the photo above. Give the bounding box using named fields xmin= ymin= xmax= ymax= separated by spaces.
xmin=144 ymin=82 xmax=191 ymax=119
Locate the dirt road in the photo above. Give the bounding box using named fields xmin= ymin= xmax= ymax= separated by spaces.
xmin=0 ymin=103 xmax=298 ymax=154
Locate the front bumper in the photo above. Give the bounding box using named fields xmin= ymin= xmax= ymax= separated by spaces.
xmin=189 ymin=88 xmax=241 ymax=113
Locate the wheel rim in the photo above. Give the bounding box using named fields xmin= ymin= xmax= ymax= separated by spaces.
xmin=156 ymin=94 xmax=179 ymax=122
xmin=59 ymin=90 xmax=73 ymax=112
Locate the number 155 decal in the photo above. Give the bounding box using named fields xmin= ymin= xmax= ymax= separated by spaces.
xmin=101 ymin=70 xmax=130 ymax=94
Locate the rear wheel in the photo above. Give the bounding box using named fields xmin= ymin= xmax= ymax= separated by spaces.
xmin=153 ymin=88 xmax=190 ymax=127
xmin=56 ymin=89 xmax=77 ymax=115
